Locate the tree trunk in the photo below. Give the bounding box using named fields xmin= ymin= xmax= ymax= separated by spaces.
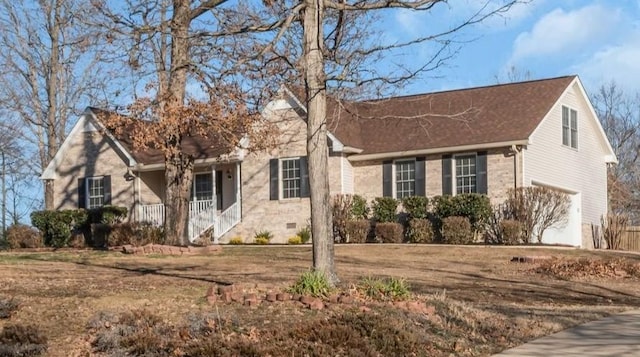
xmin=164 ymin=153 xmax=193 ymax=246
xmin=44 ymin=180 xmax=54 ymax=210
xmin=302 ymin=0 xmax=337 ymax=284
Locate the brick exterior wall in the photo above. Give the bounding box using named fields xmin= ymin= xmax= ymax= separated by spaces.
xmin=53 ymin=130 xmax=135 ymax=216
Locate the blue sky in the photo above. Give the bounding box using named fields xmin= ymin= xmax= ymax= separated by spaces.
xmin=385 ymin=0 xmax=640 ymax=96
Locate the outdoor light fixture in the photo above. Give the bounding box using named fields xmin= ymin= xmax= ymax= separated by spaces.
xmin=226 ymin=169 xmax=232 ymax=180
xmin=124 ymin=169 xmax=136 ymax=182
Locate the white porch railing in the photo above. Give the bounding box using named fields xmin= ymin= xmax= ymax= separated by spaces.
xmin=214 ymin=202 xmax=240 ymax=239
xmin=139 ymin=200 xmax=240 ymax=242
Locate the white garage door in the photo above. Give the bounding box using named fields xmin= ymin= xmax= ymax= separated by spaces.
xmin=537 ymin=189 xmax=581 ymax=247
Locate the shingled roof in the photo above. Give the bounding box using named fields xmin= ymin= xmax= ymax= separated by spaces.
xmin=293 ymin=76 xmax=577 ymax=156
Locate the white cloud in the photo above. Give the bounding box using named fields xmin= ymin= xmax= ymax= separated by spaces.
xmin=510 ymin=4 xmax=622 ymax=62
xmin=573 ymin=33 xmax=640 ymax=93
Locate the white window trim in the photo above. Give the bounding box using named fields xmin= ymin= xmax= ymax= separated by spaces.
xmin=85 ymin=176 xmax=105 ymax=209
xmin=561 ymin=105 xmax=579 ymax=150
xmin=279 ymin=157 xmax=302 ymax=200
xmin=392 ymin=158 xmax=417 ymax=199
xmin=192 ymin=172 xmax=214 ymax=202
xmin=452 ymin=153 xmax=477 ymax=195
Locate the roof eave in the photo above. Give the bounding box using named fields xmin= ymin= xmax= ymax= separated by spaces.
xmin=347 ymin=140 xmax=530 ymax=162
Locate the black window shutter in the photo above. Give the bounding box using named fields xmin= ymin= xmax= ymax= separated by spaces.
xmin=415 ymin=157 xmax=426 ymax=196
xmin=442 ymin=155 xmax=452 ymax=195
xmin=476 ymin=151 xmax=488 ymax=194
xmin=382 ymin=160 xmax=392 ymax=197
xmin=300 ymin=156 xmax=310 ymax=198
xmin=269 ymin=159 xmax=279 ymax=200
xmin=103 ymin=175 xmax=112 ymax=205
xmin=78 ymin=178 xmax=86 ymax=208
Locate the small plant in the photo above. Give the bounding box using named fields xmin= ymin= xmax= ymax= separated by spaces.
xmin=0 ymin=324 xmax=48 ymax=357
xmin=288 ymin=236 xmax=302 ymax=245
xmin=601 ymin=214 xmax=629 ymax=250
xmin=371 ymin=197 xmax=399 ymax=223
xmin=441 ymin=216 xmax=473 ymax=244
xmin=254 ymin=230 xmax=273 ymax=241
xmin=374 ymin=222 xmax=403 ymax=243
xmin=0 ymin=297 xmax=19 ymax=319
xmin=254 ymin=237 xmax=270 ymax=245
xmin=358 ymin=276 xmax=411 ymax=301
xmin=297 ymin=226 xmax=311 ymax=243
xmin=288 ymin=270 xmax=333 ymax=297
xmin=407 ymin=218 xmax=434 ymax=243
xmin=500 ymin=219 xmax=523 ymax=245
xmin=345 ymin=219 xmax=370 ymax=243
xmin=5 ymin=224 xmax=44 ymax=249
xmin=228 ymin=237 xmax=244 ymax=245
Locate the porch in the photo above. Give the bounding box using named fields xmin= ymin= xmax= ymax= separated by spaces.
xmin=135 ymin=162 xmax=242 ymax=243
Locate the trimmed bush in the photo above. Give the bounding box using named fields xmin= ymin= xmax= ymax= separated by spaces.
xmin=5 ymin=225 xmax=43 ymax=249
xmin=254 ymin=237 xmax=269 ymax=245
xmin=87 ymin=206 xmax=128 ymax=225
xmin=441 ymin=216 xmax=473 ymax=244
xmin=103 ymin=222 xmax=165 ymax=247
xmin=407 ymin=218 xmax=434 ymax=243
xmin=288 ymin=236 xmax=302 ymax=245
xmin=30 ymin=210 xmax=86 ymax=248
xmin=351 ymin=194 xmax=369 ymax=220
xmin=345 ymin=219 xmax=370 ymax=243
xmin=432 ymin=194 xmax=491 ymax=233
xmin=500 ymin=220 xmax=523 ymax=245
xmin=371 ymin=197 xmax=398 ymax=223
xmin=402 ymin=196 xmax=429 ymax=220
xmin=375 ymin=222 xmax=404 ymax=243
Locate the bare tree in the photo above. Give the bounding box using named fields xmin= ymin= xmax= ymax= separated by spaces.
xmin=591 ymin=82 xmax=640 ymax=221
xmin=237 ymin=0 xmax=524 ymax=283
xmin=0 ymin=0 xmax=108 ymax=210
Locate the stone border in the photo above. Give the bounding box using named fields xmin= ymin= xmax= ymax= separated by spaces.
xmin=116 ymin=244 xmax=222 ymax=256
xmin=510 ymin=255 xmax=552 ymax=263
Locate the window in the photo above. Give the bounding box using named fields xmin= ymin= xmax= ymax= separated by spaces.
xmin=193 ymin=173 xmax=213 ymax=201
xmin=86 ymin=177 xmax=105 ymax=209
xmin=281 ymin=158 xmax=301 ymax=199
xmin=395 ymin=160 xmax=415 ymax=199
xmin=562 ymin=106 xmax=578 ymax=148
xmin=455 ymin=155 xmax=476 ymax=194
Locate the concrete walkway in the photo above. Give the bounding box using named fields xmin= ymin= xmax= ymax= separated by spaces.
xmin=494 ymin=310 xmax=640 ymax=356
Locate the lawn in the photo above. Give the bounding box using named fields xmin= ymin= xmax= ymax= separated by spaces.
xmin=1 ymin=245 xmax=640 ymax=356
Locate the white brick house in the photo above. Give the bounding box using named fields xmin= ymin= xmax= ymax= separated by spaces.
xmin=41 ymin=75 xmax=616 ymax=247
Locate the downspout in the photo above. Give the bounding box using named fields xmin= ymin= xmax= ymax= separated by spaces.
xmin=509 ymin=145 xmax=522 ymax=189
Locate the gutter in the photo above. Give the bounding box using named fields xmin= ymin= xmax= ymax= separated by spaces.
xmin=347 ymin=140 xmax=530 ymax=162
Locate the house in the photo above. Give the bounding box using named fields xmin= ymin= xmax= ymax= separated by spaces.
xmin=41 ymin=75 xmax=617 ymax=247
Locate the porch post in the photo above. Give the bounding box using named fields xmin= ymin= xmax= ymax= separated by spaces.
xmin=235 ymin=162 xmax=241 ymax=209
xmin=211 ymin=166 xmax=217 ymax=209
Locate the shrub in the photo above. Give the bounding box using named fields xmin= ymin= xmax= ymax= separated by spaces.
xmin=441 ymin=216 xmax=473 ymax=244
xmin=288 ymin=270 xmax=332 ymax=297
xmin=505 ymin=187 xmax=570 ymax=243
xmin=332 ymin=194 xmax=353 ymax=243
xmin=371 ymin=197 xmax=398 ymax=223
xmin=375 ymin=222 xmax=403 ymax=243
xmin=86 ymin=206 xmax=128 ymax=225
xmin=288 ymin=236 xmax=302 ymax=245
xmin=30 ymin=210 xmax=87 ymax=248
xmin=345 ymin=219 xmax=370 ymax=243
xmin=254 ymin=230 xmax=273 ymax=242
xmin=254 ymin=237 xmax=270 ymax=245
xmin=402 ymin=196 xmax=429 ymax=220
xmin=500 ymin=220 xmax=523 ymax=245
xmin=297 ymin=226 xmax=311 ymax=243
xmin=5 ymin=225 xmax=43 ymax=249
xmin=351 ymin=194 xmax=369 ymax=220
xmin=0 ymin=324 xmax=47 ymax=357
xmin=0 ymin=297 xmax=19 ymax=319
xmin=601 ymin=214 xmax=629 ymax=250
xmin=105 ymin=222 xmax=165 ymax=247
xmin=407 ymin=218 xmax=434 ymax=243
xmin=228 ymin=237 xmax=244 ymax=245
xmin=358 ymin=276 xmax=411 ymax=301
xmin=432 ymin=194 xmax=491 ymax=234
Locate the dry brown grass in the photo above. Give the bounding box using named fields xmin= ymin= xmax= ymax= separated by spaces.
xmin=0 ymin=245 xmax=639 ymax=356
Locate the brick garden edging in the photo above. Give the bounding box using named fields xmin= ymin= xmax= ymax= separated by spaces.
xmin=510 ymin=255 xmax=552 ymax=263
xmin=114 ymin=244 xmax=222 ymax=256
xmin=203 ymin=283 xmax=435 ymax=315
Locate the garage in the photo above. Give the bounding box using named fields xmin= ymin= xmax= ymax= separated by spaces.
xmin=531 ymin=183 xmax=582 ymax=247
